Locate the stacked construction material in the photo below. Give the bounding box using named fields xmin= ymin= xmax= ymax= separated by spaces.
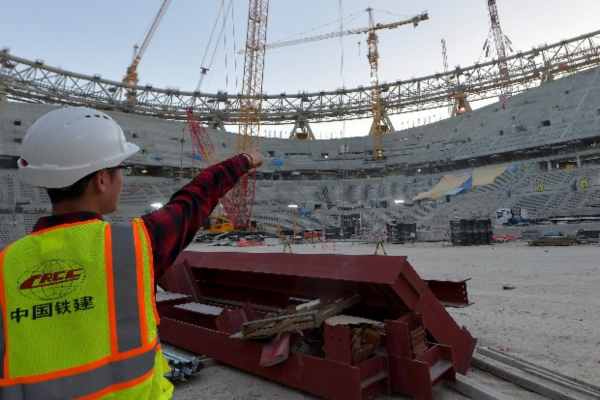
xmin=450 ymin=219 xmax=493 ymax=246
xmin=576 ymin=229 xmax=600 ymax=244
xmin=386 ymin=222 xmax=416 ymax=244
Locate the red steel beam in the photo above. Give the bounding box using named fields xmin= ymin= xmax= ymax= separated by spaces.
xmin=159 ymin=317 xmax=390 ymax=400
xmin=163 ymin=251 xmax=475 ymax=373
xmin=157 ymin=251 xmax=477 ymax=398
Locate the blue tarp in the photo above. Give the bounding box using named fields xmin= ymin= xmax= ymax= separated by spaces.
xmin=273 ymin=158 xmax=283 ymax=167
xmin=444 ymin=175 xmax=472 ymax=196
xmin=460 ymin=176 xmax=473 ymax=189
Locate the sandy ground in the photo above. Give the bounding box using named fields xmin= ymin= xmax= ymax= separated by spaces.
xmin=167 ymin=240 xmax=600 ymax=399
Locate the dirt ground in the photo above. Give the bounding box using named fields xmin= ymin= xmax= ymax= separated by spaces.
xmin=167 ymin=240 xmax=600 ymax=399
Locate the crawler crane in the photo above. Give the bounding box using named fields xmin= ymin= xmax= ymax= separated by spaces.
xmin=186 ymin=0 xmax=269 ymax=231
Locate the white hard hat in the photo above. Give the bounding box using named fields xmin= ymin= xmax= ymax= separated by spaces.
xmin=18 ymin=107 xmax=139 ymax=188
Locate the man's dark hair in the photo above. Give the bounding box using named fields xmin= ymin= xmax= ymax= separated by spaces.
xmin=47 ymin=169 xmax=117 ymax=204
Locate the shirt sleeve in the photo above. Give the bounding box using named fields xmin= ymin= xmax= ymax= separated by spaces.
xmin=141 ymin=154 xmax=251 ymax=278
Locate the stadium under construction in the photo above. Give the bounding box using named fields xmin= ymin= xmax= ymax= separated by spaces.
xmin=2 ymin=28 xmax=600 ymax=244
xmin=3 ymin=3 xmax=600 ymax=398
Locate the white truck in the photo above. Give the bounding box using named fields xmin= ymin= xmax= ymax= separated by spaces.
xmin=495 ymin=208 xmax=530 ymax=226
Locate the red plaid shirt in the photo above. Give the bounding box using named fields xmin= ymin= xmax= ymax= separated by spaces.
xmin=31 ymin=155 xmax=251 ymax=278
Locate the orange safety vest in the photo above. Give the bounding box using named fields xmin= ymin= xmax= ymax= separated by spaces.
xmin=0 ymin=219 xmax=172 ymax=399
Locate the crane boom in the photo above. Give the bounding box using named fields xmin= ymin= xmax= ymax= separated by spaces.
xmin=124 ymin=0 xmax=171 ymax=104
xmin=265 ymin=12 xmax=428 ymax=50
xmin=136 ymin=0 xmax=171 ymax=64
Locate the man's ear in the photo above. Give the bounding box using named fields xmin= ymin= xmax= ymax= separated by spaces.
xmin=90 ymin=170 xmax=108 ymax=194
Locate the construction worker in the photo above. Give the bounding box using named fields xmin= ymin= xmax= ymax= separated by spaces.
xmin=0 ymin=106 xmax=263 ymax=399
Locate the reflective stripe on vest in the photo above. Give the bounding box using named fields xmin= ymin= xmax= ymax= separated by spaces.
xmin=111 ymin=224 xmax=143 ymax=352
xmin=0 ymin=340 xmax=157 ymax=400
xmin=0 ymin=222 xmax=156 ymax=399
xmin=0 ymin=296 xmax=4 ymax=379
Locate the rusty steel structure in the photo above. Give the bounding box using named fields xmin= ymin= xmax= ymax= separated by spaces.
xmin=2 ymin=29 xmax=600 ymax=126
xmin=156 ymin=251 xmax=477 ymax=400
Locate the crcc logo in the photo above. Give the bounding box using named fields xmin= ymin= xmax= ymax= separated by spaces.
xmin=18 ymin=260 xmax=85 ymax=300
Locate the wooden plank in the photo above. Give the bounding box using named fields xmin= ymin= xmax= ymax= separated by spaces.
xmin=239 ymin=295 xmax=362 ymax=339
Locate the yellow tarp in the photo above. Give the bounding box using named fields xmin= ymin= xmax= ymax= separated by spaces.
xmin=412 ymin=191 xmax=435 ymax=201
xmin=472 ymin=165 xmax=507 ymax=186
xmin=412 ymin=174 xmax=471 ymax=201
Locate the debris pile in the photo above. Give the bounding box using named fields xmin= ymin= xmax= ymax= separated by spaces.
xmin=162 ymin=343 xmax=204 ymax=381
xmin=526 ymin=232 xmax=578 ymax=246
xmin=492 ymin=234 xmax=518 ymax=243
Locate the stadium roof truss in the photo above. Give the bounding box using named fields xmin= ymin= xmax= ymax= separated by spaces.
xmin=1 ymin=29 xmax=600 ymax=125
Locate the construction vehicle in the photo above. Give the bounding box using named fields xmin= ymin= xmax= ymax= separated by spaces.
xmin=198 ymin=212 xmax=261 ymax=235
xmin=200 ymin=212 xmax=235 ymax=234
xmin=184 ymin=109 xmax=261 ymax=236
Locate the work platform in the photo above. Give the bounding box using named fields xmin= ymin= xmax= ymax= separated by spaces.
xmin=156 ymin=251 xmax=477 ymax=400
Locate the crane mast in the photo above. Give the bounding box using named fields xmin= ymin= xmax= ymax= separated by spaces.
xmin=124 ymin=0 xmax=171 ymax=105
xmin=367 ymin=8 xmax=389 ymax=160
xmin=367 ymin=8 xmax=385 ymax=160
xmin=366 ymin=9 xmax=428 ymax=160
xmin=487 ymin=0 xmax=510 ymax=106
xmin=230 ymin=0 xmax=270 ymax=230
xmin=441 ymin=39 xmax=453 ymax=116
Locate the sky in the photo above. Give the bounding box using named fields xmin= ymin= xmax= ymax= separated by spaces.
xmin=2 ymin=0 xmax=600 ymax=139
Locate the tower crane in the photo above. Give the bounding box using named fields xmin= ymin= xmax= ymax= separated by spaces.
xmin=229 ymin=0 xmax=270 ymax=230
xmin=123 ymin=0 xmax=171 ymax=106
xmin=264 ymin=10 xmax=428 ymax=160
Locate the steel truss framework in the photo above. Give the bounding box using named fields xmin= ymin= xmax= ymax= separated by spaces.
xmin=1 ymin=29 xmax=600 ymax=126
